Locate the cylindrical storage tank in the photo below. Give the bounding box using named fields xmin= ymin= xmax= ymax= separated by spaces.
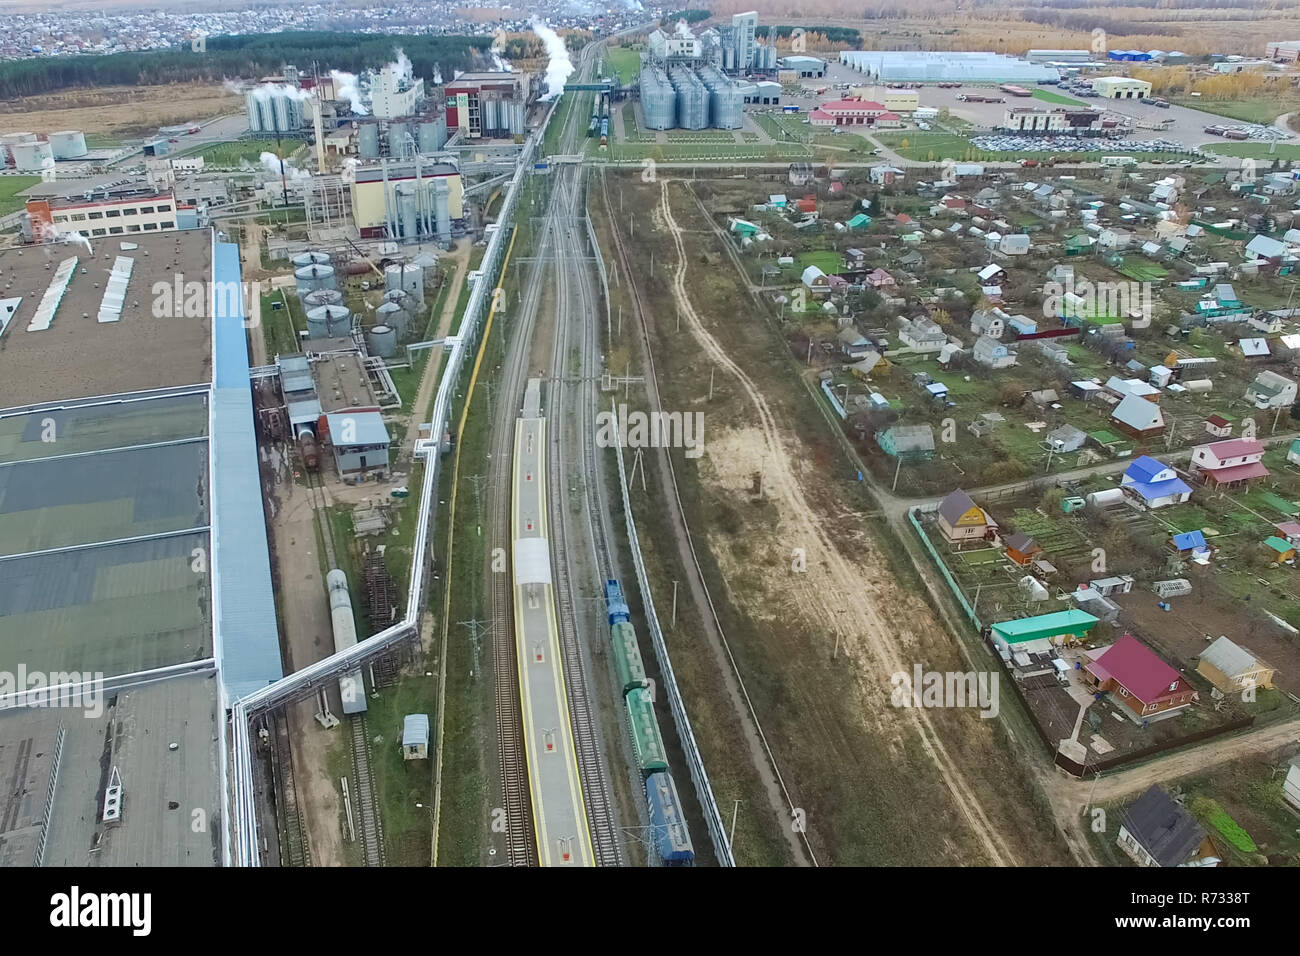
xmin=388 ymin=122 xmax=409 ymax=157
xmin=384 ymin=262 xmax=423 ymax=301
xmin=49 ymin=131 xmax=87 ymax=160
xmin=307 ymin=303 xmax=350 ymax=337
xmin=10 ymin=140 xmax=54 ymax=172
xmin=433 ymin=178 xmax=451 ymax=243
xmin=418 ymin=118 xmax=446 ymax=154
xmin=291 ymin=250 xmax=330 ymax=268
xmin=302 ymin=288 xmax=343 ymax=309
xmin=397 ymin=187 xmax=418 ymax=240
xmin=670 ymin=68 xmax=707 ymax=130
xmin=294 ymin=263 xmax=337 ymax=296
xmin=367 ymin=324 xmax=397 ymax=357
xmin=358 ymin=123 xmax=380 ymax=160
xmin=0 ymin=132 xmax=37 ymax=146
xmin=724 ymin=46 xmax=736 ymax=71
xmin=509 ymin=101 xmax=525 ymax=136
xmin=478 ymin=98 xmax=494 ymax=136
xmin=375 ymin=301 xmax=409 ymax=339
xmin=641 ymin=66 xmax=677 ymax=130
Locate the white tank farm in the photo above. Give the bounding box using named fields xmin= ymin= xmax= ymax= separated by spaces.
xmin=49 ymin=130 xmax=87 ymax=159
xmin=367 ymin=324 xmax=397 ymax=357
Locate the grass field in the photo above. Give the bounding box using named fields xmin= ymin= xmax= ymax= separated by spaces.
xmin=605 ymin=141 xmax=811 ymax=163
xmin=1203 ymin=142 xmax=1300 ymax=161
xmin=605 ymin=45 xmax=641 ymax=84
xmin=0 ymin=83 xmax=240 ymax=141
xmin=195 ymin=140 xmax=283 ymax=167
xmin=1032 ymin=88 xmax=1086 ymax=107
xmin=1171 ymin=94 xmax=1300 ymax=125
xmin=0 ymin=175 xmax=39 ymax=216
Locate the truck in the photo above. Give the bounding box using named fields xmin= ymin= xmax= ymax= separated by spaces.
xmin=1223 ymin=128 xmax=1250 ymax=141
xmin=1101 ymin=155 xmax=1138 ymax=167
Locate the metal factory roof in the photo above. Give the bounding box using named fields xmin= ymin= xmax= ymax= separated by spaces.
xmin=325 ymin=410 xmax=389 ymax=447
xmin=211 ymin=241 xmax=283 ymax=700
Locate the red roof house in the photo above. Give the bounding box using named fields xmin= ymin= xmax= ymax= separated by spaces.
xmin=1083 ymin=634 xmax=1198 ymax=721
xmin=1190 ymin=437 xmax=1268 ymax=488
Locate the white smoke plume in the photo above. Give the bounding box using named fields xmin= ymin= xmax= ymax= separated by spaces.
xmin=260 ymin=151 xmax=311 ymax=184
xmin=531 ymin=17 xmax=574 ymax=101
xmin=331 ymin=70 xmax=368 ymax=115
xmin=392 ymin=48 xmax=412 ymax=80
xmin=59 ymin=229 xmax=93 ymax=255
xmin=675 ymin=19 xmax=692 ymax=37
xmin=433 ymin=66 xmax=444 ymax=85
xmin=491 ymin=51 xmax=513 ymax=73
xmin=248 ymin=82 xmax=314 ymax=103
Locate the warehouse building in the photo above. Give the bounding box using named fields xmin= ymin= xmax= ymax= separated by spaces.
xmin=1093 ymin=76 xmax=1152 ymax=99
xmin=840 ymin=50 xmax=1059 ymax=84
xmin=780 ymin=55 xmax=827 ymax=78
xmin=0 ymin=230 xmax=282 ymax=866
xmin=1027 ymin=49 xmax=1093 ymax=64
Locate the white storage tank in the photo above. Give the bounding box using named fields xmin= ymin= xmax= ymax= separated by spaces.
xmin=302 ymin=288 xmax=343 ymax=309
xmin=49 ymin=130 xmax=87 ymax=159
xmin=291 ymin=250 xmax=331 ymax=268
xmin=384 ymin=262 xmax=424 ymax=302
xmin=306 ymin=303 xmax=351 ymax=338
xmin=10 ymin=140 xmax=54 ymax=172
xmin=358 ymin=123 xmax=380 ymax=160
xmin=295 ymin=262 xmax=337 ymax=297
xmin=375 ymin=301 xmax=409 ymax=339
xmin=367 ymin=324 xmax=398 ymax=357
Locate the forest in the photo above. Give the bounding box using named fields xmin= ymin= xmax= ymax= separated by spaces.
xmin=0 ymin=32 xmax=493 ymax=99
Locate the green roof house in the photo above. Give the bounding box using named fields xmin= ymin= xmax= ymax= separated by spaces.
xmin=848 ymin=213 xmax=871 ymax=230
xmin=877 ymin=424 xmax=935 ymax=461
xmin=991 ymin=609 xmax=1100 ymax=654
xmin=1288 ymin=438 xmax=1300 ymax=467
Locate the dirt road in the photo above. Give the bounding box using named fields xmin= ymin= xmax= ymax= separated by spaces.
xmin=657 ymin=180 xmax=1019 ymax=866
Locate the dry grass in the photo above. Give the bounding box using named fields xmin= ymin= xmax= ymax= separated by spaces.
xmin=0 ymin=83 xmax=240 ymax=140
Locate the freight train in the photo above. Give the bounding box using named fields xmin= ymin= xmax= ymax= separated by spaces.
xmin=604 ymin=579 xmax=695 ymax=865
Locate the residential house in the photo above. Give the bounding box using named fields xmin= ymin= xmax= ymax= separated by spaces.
xmin=837 ymin=328 xmax=874 ymax=359
xmin=1170 ymin=529 xmax=1209 ymax=558
xmin=1238 ymin=336 xmax=1270 ymax=359
xmin=971 ymin=307 xmax=1007 ymax=339
xmin=976 ymin=263 xmax=1006 ymax=285
xmin=1288 ymin=438 xmax=1300 ymax=466
xmin=848 ymin=350 xmax=885 ymax=378
xmin=1190 ymin=438 xmax=1269 ymax=488
xmin=1098 ymin=227 xmax=1133 ymax=251
xmin=1083 ymin=634 xmax=1198 ymax=721
xmin=1245 ymin=232 xmax=1287 ymax=267
xmin=1000 ymin=234 xmax=1031 ymax=255
xmin=866 ymin=268 xmax=896 ymax=290
xmin=1214 ymin=283 xmax=1242 ymax=308
xmin=935 ymin=488 xmax=996 ymax=544
xmin=1245 ymin=369 xmax=1298 ymax=409
xmin=847 ymin=213 xmax=871 ymax=231
xmin=973 ymin=334 xmax=1016 ymax=369
xmin=788 ymin=162 xmax=814 ymax=186
xmin=1204 ymin=414 xmax=1232 ymax=438
xmin=1275 ymin=520 xmax=1300 ymax=545
xmin=877 ymin=424 xmax=935 ymax=461
xmin=1196 ymin=636 xmax=1276 ymax=694
xmin=989 ymin=609 xmax=1099 ymax=655
xmin=1105 ymin=376 xmax=1162 ymax=403
xmin=801 ymin=265 xmax=831 ymax=292
xmin=1121 ymin=456 xmax=1191 ymax=509
xmin=869 ymin=165 xmax=903 ymax=186
xmin=843 ymin=247 xmax=868 ymax=271
xmin=897 ymin=317 xmax=947 ymax=353
xmin=1004 ymin=531 xmax=1042 ymax=567
xmin=768 ymin=193 xmax=788 ymax=209
xmin=1110 ymin=393 xmax=1164 ymax=440
xmin=1045 ymin=423 xmax=1087 ymax=453
xmin=1262 ymin=172 xmax=1296 ymax=196
xmin=1284 ymin=758 xmax=1300 ymax=812
xmin=898 ymin=250 xmax=924 ymax=271
xmin=1117 ymin=786 xmax=1218 ymax=867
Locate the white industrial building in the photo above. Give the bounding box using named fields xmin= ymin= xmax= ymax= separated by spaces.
xmin=370 ymin=61 xmax=425 ymax=119
xmin=839 ymin=50 xmax=1059 ymax=84
xmin=1093 ymin=76 xmax=1152 ymax=99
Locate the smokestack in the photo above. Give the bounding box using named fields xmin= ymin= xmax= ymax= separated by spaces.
xmin=313 ymin=96 xmax=325 ymax=174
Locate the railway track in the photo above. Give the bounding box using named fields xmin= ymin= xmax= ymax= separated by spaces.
xmin=547 ymin=168 xmax=623 ymax=867
xmin=349 ymin=712 xmax=385 ymax=866
xmin=270 ymin=710 xmax=311 ymax=867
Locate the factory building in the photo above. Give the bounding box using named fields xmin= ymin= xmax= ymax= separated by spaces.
xmin=732 ymin=11 xmax=758 ymax=70
xmin=369 ymin=60 xmax=426 ymax=119
xmin=324 ymin=411 xmax=390 ymax=477
xmin=445 ymin=72 xmax=528 ymax=139
xmin=1093 ymin=76 xmax=1152 ymax=99
xmin=744 ymin=80 xmax=781 ymax=105
xmin=24 ymin=185 xmax=201 ymax=243
xmin=1002 ymin=107 xmax=1072 ymax=132
xmin=1027 ymin=49 xmax=1093 ymax=64
xmin=356 ymin=112 xmax=448 ymax=160
xmin=649 ymin=27 xmax=702 ymax=61
xmin=780 ymin=55 xmax=827 ymax=78
xmin=350 ymin=160 xmax=463 ymax=242
xmin=840 ymin=50 xmax=1059 ymax=84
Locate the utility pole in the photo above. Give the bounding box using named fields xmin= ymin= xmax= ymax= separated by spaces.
xmin=708 ymin=367 xmax=715 ymax=401
xmin=671 ymin=581 xmax=679 ymax=628
xmin=729 ymin=800 xmax=741 ymax=851
xmin=892 ymin=454 xmax=903 ymax=492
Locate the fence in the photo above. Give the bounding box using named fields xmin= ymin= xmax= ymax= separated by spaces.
xmin=907 ymin=505 xmax=982 ymax=630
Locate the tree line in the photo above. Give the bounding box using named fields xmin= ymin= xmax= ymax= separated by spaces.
xmin=0 ymin=32 xmax=493 ymax=99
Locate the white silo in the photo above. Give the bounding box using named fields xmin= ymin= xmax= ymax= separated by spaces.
xmin=367 ymin=324 xmax=398 ymax=357
xmin=49 ymin=131 xmax=87 ymax=159
xmin=307 ymin=303 xmax=351 ymax=338
xmin=375 ymin=300 xmax=409 ymax=339
xmin=291 ymin=250 xmax=331 ymax=268
xmin=384 ymin=262 xmax=423 ymax=303
xmin=294 ymin=262 xmax=337 ymax=297
xmin=433 ymin=177 xmax=451 ymax=245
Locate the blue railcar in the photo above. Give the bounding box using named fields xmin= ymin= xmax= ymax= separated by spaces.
xmin=605 ymin=578 xmax=630 ymax=625
xmin=646 ymin=772 xmax=695 ymax=865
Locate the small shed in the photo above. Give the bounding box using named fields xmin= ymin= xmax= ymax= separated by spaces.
xmin=402 ymin=714 xmax=430 ymax=760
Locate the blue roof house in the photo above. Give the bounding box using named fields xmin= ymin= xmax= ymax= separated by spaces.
xmin=1171 ymin=530 xmax=1209 ymax=556
xmin=1121 ymin=456 xmax=1191 ymax=509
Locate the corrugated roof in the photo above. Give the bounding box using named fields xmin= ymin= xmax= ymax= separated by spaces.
xmin=1121 ymin=786 xmax=1206 ymax=867
xmin=1089 ymin=634 xmax=1188 ymax=703
xmin=1199 ymin=636 xmax=1261 ymax=678
xmin=326 ymin=411 xmax=389 ymax=447
xmin=212 ymin=242 xmax=284 ymax=700
xmin=992 ymin=609 xmax=1098 ymax=642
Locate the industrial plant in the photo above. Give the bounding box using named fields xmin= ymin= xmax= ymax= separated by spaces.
xmin=637 ymin=18 xmax=762 ymax=132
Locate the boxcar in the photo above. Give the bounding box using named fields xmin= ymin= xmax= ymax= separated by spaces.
xmin=625 ymin=687 xmax=669 ymax=776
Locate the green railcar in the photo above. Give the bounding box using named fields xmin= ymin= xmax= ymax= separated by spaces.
xmin=610 ymin=621 xmax=647 ymax=696
xmin=625 ymin=687 xmax=669 ymax=777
